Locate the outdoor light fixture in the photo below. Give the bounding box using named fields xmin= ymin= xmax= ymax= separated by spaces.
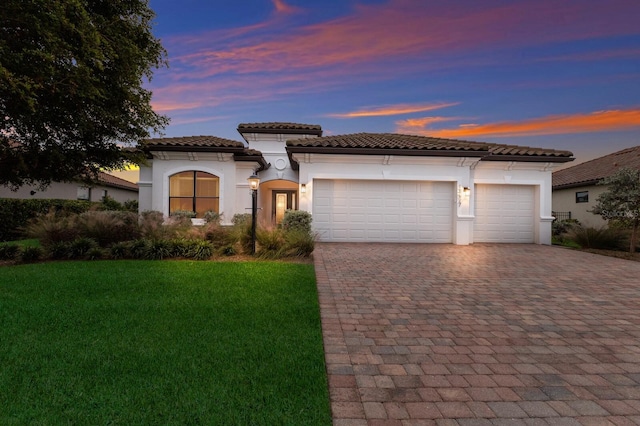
xmin=300 ymin=183 xmax=306 ymax=194
xmin=248 ymin=174 xmax=260 ymax=191
xmin=247 ymin=173 xmax=261 ymax=255
xmin=458 ymin=185 xmax=471 ymax=206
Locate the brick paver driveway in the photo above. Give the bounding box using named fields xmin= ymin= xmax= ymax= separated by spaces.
xmin=314 ymin=243 xmax=640 ymax=426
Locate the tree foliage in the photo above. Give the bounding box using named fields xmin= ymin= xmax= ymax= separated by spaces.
xmin=0 ymin=0 xmax=168 ymax=188
xmin=591 ymin=167 xmax=640 ymax=252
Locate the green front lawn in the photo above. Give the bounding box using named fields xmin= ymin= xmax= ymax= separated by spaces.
xmin=0 ymin=261 xmax=331 ymax=425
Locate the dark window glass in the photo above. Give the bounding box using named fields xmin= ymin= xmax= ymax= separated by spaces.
xmin=575 ymin=191 xmax=589 ymax=203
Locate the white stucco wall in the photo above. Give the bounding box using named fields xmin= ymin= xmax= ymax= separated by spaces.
xmin=139 ymin=152 xmax=262 ymax=225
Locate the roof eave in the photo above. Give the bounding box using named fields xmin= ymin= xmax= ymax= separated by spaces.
xmin=285 ymin=146 xmax=489 ymax=157
xmin=233 ymin=153 xmax=271 ymax=172
xmin=145 ymin=145 xmax=245 ymax=153
xmin=552 ymin=179 xmax=601 ymax=190
xmin=482 ymin=155 xmax=575 ymax=163
xmin=238 ymin=127 xmax=323 ymax=136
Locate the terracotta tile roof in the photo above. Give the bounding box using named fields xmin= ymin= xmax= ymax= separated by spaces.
xmin=553 ymin=145 xmax=640 ymax=189
xmin=98 ymin=172 xmax=138 ymax=191
xmin=237 ymin=122 xmax=323 ymax=136
xmin=286 ymin=133 xmax=574 ymax=161
xmin=142 ymin=135 xmax=245 ymax=149
xmin=233 ymin=148 xmax=270 ymax=171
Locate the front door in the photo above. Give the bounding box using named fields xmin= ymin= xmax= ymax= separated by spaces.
xmin=273 ymin=190 xmax=297 ymax=224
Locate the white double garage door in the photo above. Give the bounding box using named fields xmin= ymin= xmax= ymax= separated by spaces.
xmin=313 ymin=179 xmax=535 ymax=243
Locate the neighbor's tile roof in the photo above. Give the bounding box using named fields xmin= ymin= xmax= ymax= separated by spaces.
xmin=237 ymin=122 xmax=323 ymax=135
xmin=553 ymin=145 xmax=640 ymax=189
xmin=98 ymin=172 xmax=138 ymax=191
xmin=142 ymin=135 xmax=245 ymax=149
xmin=286 ymin=133 xmax=574 ymax=160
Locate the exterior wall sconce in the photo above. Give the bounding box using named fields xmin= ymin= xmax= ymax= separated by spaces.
xmin=458 ymin=185 xmax=471 ymax=206
xmin=300 ymin=183 xmax=306 ymax=194
xmin=247 ymin=173 xmax=261 ymax=254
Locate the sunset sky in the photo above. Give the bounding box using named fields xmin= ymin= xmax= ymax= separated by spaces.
xmin=136 ymin=0 xmax=639 ymax=176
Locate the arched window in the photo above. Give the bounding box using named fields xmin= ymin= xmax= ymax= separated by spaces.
xmin=169 ymin=171 xmax=219 ymax=218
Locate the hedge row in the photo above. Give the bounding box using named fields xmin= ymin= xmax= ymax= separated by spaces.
xmin=0 ymin=198 xmax=94 ymax=241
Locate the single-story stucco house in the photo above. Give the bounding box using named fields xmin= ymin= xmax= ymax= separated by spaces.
xmin=138 ymin=122 xmax=574 ymax=245
xmin=0 ymin=171 xmax=138 ymax=203
xmin=552 ymin=145 xmax=640 ymax=226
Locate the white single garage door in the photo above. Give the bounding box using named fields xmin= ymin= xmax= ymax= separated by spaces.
xmin=313 ymin=179 xmax=453 ymax=243
xmin=474 ymin=184 xmax=535 ymax=243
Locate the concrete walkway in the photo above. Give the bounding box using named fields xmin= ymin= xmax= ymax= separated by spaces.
xmin=313 ymin=243 xmax=640 ymax=425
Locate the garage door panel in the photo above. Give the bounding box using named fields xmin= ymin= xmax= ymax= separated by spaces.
xmin=474 ymin=184 xmax=534 ymax=243
xmin=313 ymin=179 xmax=453 ymax=243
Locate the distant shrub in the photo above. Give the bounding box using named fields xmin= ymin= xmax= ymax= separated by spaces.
xmin=552 ymin=218 xmax=580 ymax=237
xmin=231 ymin=214 xmax=251 ymax=226
xmin=123 ymin=199 xmax=138 ymax=212
xmin=281 ymin=210 xmax=312 ymax=234
xmin=171 ymin=210 xmax=196 ymax=219
xmin=0 ymin=198 xmax=93 ymax=241
xmin=204 ymin=210 xmax=222 ymax=225
xmin=96 ymin=195 xmax=124 ymax=211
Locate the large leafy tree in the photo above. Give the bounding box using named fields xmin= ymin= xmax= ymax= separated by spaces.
xmin=0 ymin=0 xmax=168 ymax=188
xmin=591 ymin=167 xmax=640 ymax=253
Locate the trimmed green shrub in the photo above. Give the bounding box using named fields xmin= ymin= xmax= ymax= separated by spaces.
xmin=70 ymin=237 xmax=99 ymax=259
xmin=145 ymin=239 xmax=173 ymax=260
xmin=187 ymin=240 xmax=213 ymax=260
xmin=86 ymin=247 xmax=104 ymax=260
xmin=20 ymin=246 xmax=43 ymax=263
xmin=281 ymin=210 xmax=312 ymax=234
xmin=109 ymin=241 xmax=131 ymax=259
xmin=48 ymin=241 xmax=73 ymax=260
xmin=129 ymin=239 xmax=150 ymax=259
xmin=0 ymin=244 xmax=20 ymax=260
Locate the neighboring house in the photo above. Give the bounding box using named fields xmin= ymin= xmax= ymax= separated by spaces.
xmin=552 ymin=146 xmax=640 ymax=227
xmin=0 ymin=172 xmax=138 ymax=203
xmin=139 ymin=122 xmax=573 ymax=245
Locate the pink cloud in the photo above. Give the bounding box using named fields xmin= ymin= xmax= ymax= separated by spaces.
xmin=169 ymin=0 xmax=640 ymax=79
xmin=327 ymin=102 xmax=458 ymax=118
xmin=396 ymin=108 xmax=640 ymax=138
